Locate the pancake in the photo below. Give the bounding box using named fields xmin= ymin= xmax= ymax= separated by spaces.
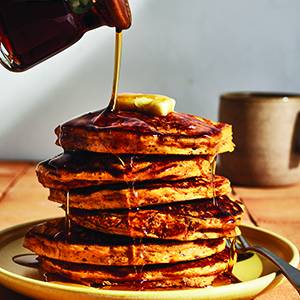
xmin=36 ymin=152 xmax=212 ymax=190
xmin=45 ymin=273 xmax=218 ymax=289
xmin=38 ymin=248 xmax=233 ymax=288
xmin=54 ymin=105 xmax=234 ymax=156
xmin=48 ymin=175 xmax=231 ymax=210
xmin=67 ymin=196 xmax=243 ymax=240
xmin=24 ymin=218 xmax=226 ymax=266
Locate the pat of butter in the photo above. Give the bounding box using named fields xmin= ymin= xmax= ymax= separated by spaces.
xmin=115 ymin=93 xmax=176 ymax=116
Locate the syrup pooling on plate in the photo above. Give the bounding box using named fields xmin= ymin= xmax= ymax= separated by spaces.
xmin=13 ymin=254 xmax=39 ymax=268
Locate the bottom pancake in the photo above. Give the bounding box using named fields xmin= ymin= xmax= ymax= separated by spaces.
xmin=38 ymin=248 xmax=233 ymax=289
xmin=44 ymin=271 xmax=219 ymax=290
xmin=24 ymin=218 xmax=226 ymax=266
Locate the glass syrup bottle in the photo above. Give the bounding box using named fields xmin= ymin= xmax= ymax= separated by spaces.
xmin=0 ymin=0 xmax=131 ymax=71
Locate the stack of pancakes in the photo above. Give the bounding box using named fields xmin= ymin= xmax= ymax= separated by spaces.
xmin=24 ymin=94 xmax=243 ymax=289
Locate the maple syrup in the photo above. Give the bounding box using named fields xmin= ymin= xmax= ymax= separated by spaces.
xmin=227 ymin=237 xmax=237 ymax=274
xmin=65 ymin=190 xmax=71 ymax=232
xmin=210 ymin=156 xmax=217 ymax=206
xmin=114 ymin=153 xmax=146 ymax=280
xmin=13 ymin=254 xmax=39 ymax=268
xmin=0 ymin=0 xmax=131 ymax=71
xmin=108 ymin=29 xmax=123 ymax=111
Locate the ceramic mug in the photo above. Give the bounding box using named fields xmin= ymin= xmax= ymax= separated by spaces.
xmin=218 ymin=92 xmax=300 ymax=186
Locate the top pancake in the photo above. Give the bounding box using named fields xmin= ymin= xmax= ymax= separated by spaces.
xmin=54 ymin=107 xmax=234 ymax=156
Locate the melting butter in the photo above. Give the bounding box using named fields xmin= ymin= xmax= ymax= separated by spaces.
xmin=115 ymin=93 xmax=176 ymax=116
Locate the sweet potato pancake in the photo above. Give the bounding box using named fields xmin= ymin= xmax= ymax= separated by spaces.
xmin=36 ymin=152 xmax=212 ymax=190
xmin=24 ymin=218 xmax=226 ymax=266
xmin=48 ymin=175 xmax=231 ymax=210
xmin=54 ymin=107 xmax=234 ymax=156
xmin=66 ymin=195 xmax=243 ymax=240
xmin=38 ymin=248 xmax=233 ymax=288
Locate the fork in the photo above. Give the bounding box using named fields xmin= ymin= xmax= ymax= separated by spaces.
xmin=235 ymin=235 xmax=300 ymax=292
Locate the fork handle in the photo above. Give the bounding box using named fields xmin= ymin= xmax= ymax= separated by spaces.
xmin=238 ymin=246 xmax=300 ymax=291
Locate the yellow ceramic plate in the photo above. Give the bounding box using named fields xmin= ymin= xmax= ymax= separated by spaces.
xmin=0 ymin=219 xmax=298 ymax=300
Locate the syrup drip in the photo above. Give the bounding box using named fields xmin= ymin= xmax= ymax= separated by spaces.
xmin=101 ymin=151 xmax=145 ymax=280
xmin=210 ymin=156 xmax=217 ymax=206
xmin=223 ymin=236 xmax=238 ymax=284
xmin=113 ymin=154 xmax=137 ymax=213
xmin=108 ymin=29 xmax=123 ymax=112
xmin=206 ymin=239 xmax=240 ymax=288
xmin=228 ymin=237 xmax=237 ymax=274
xmin=212 ymin=273 xmax=240 ymax=287
xmin=65 ymin=190 xmax=71 ymax=233
xmin=121 ymin=155 xmax=146 ymax=279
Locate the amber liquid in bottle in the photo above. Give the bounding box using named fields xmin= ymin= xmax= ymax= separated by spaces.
xmin=0 ymin=0 xmax=84 ymax=71
xmin=0 ymin=0 xmax=131 ymax=71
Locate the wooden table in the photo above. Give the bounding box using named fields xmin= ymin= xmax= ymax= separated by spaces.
xmin=0 ymin=161 xmax=299 ymax=299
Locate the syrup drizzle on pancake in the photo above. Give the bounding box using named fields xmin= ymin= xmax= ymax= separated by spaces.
xmin=122 ymin=154 xmax=147 ymax=280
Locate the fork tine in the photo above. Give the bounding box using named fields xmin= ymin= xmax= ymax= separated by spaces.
xmin=231 ymin=236 xmax=253 ymax=261
xmin=225 ymin=239 xmax=230 ymax=248
xmin=237 ymin=234 xmax=251 ymax=248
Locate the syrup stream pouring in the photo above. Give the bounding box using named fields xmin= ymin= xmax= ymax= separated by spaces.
xmin=108 ymin=29 xmax=123 ymax=111
xmin=235 ymin=234 xmax=300 ymax=292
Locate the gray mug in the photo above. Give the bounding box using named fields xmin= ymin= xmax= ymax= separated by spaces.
xmin=218 ymin=92 xmax=300 ymax=186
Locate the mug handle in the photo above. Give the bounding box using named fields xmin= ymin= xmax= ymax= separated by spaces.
xmin=293 ymin=112 xmax=300 ymax=153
